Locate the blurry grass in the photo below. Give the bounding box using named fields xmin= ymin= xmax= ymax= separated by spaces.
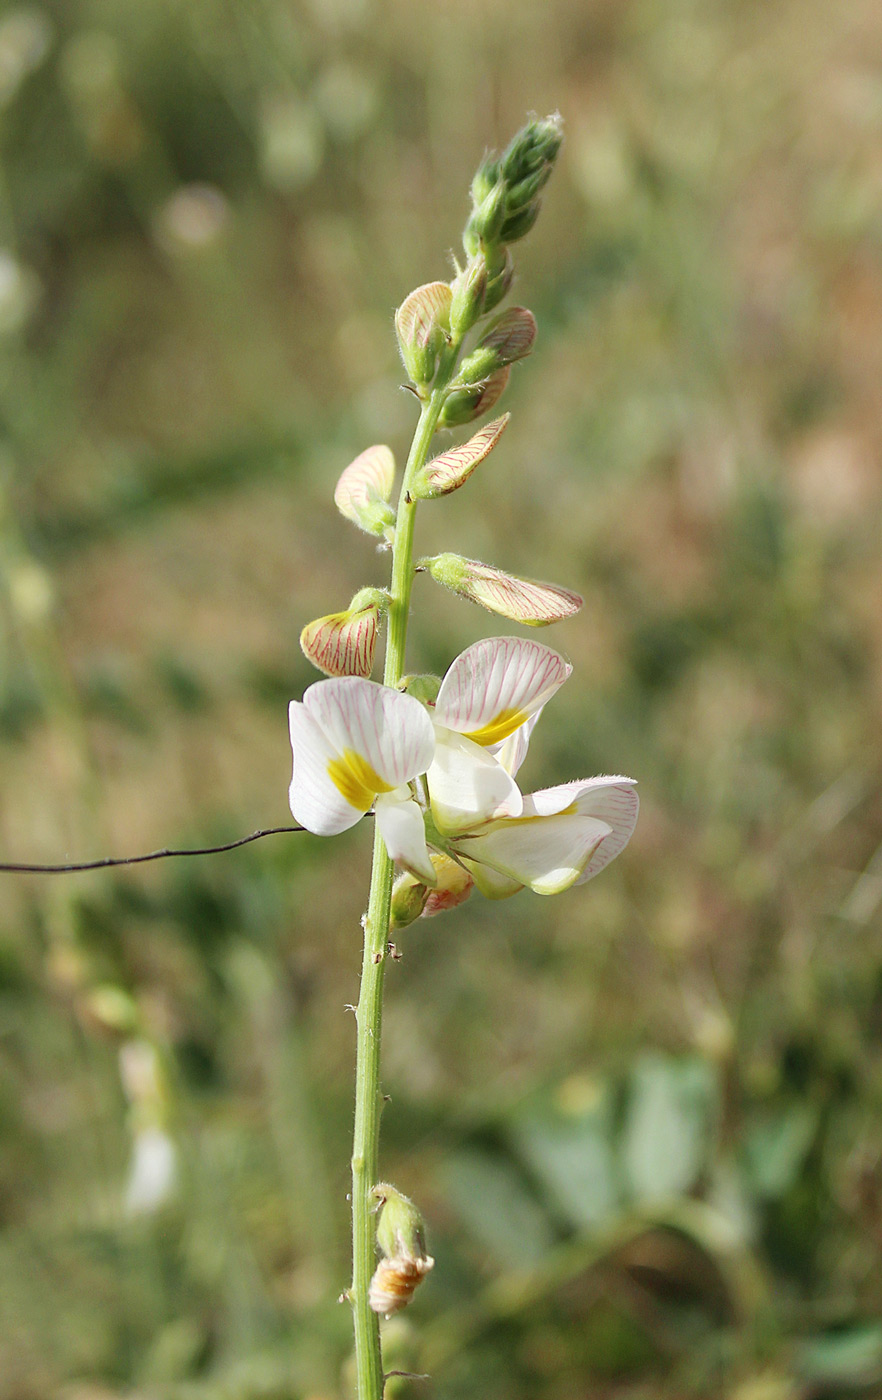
xmin=1 ymin=0 xmax=882 ymax=1397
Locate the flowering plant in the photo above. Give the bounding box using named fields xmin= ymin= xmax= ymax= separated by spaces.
xmin=289 ymin=115 xmax=637 ymax=1398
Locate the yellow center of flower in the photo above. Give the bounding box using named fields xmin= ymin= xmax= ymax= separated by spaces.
xmin=463 ymin=706 xmax=527 ymax=747
xmin=326 ymin=748 xmax=393 ymax=811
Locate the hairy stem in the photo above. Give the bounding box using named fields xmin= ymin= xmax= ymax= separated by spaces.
xmin=349 ymin=370 xmax=454 ymax=1399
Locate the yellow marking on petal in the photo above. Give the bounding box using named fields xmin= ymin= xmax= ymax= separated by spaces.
xmin=463 ymin=706 xmax=528 ymax=747
xmin=327 ymin=749 xmax=394 ymax=811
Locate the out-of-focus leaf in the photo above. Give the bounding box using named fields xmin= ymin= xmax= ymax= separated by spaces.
xmin=797 ymin=1326 xmax=882 ymax=1386
xmin=743 ymin=1104 xmax=818 ymax=1200
xmin=510 ymin=1084 xmax=619 ymax=1230
xmin=621 ymin=1053 xmax=717 ymax=1204
xmin=442 ymin=1149 xmax=555 ymax=1270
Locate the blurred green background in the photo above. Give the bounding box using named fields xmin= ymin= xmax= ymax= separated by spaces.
xmin=1 ymin=0 xmax=882 ymax=1397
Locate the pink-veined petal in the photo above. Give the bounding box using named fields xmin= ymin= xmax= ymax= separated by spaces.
xmin=375 ymin=792 xmax=436 ymax=885
xmin=433 ymin=636 xmax=571 ymax=746
xmin=304 ymin=678 xmax=436 ymax=791
xmin=566 ymin=777 xmax=639 ymax=883
xmin=288 ymin=701 xmax=365 ymax=835
xmin=427 ymin=727 xmax=522 ymax=835
xmin=457 ymin=806 xmax=614 ymax=896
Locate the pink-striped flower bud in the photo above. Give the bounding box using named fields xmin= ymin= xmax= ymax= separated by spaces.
xmin=456 ymin=308 xmax=535 ymax=383
xmin=334 ymin=444 xmax=396 ymax=538
xmin=438 ymin=366 xmax=510 ymax=428
xmin=299 ymin=588 xmax=386 ymax=678
xmin=395 ymin=281 xmax=452 ymax=387
xmin=480 ymin=306 xmax=537 ymax=364
xmin=423 ymin=554 xmax=583 ymax=626
xmin=411 ymin=414 xmax=509 ymax=499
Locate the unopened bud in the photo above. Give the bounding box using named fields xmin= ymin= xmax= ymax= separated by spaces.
xmin=300 ymin=588 xmax=385 ymax=678
xmin=399 ymin=673 xmax=441 ymax=705
xmin=500 ymin=112 xmax=564 ymax=187
xmin=464 ymin=178 xmax=505 ymax=253
xmin=395 ymin=281 xmax=452 ymax=387
xmin=438 ymin=366 xmax=509 ymax=428
xmin=479 ymin=306 xmax=537 ymax=365
xmin=412 ymin=415 xmax=508 ymax=499
xmin=391 ymin=854 xmax=474 ymax=927
xmin=455 ymin=345 xmax=499 ymax=386
xmin=470 ymin=155 xmax=500 ymax=207
xmin=483 ymin=247 xmax=515 ymax=314
xmin=500 ymin=201 xmax=541 ymax=244
xmin=449 ymin=255 xmax=488 ymax=337
xmin=373 ymin=1183 xmax=432 ymax=1266
xmin=391 ymin=870 xmax=430 ymax=928
xmin=370 ymin=1182 xmax=434 ymax=1315
xmin=457 ymin=306 xmax=536 ymax=386
xmin=334 ymin=444 xmax=396 ymax=537
xmin=423 ymin=554 xmax=583 ymax=626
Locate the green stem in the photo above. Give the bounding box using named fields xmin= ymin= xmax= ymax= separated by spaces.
xmin=349 ymin=368 xmax=454 ymax=1400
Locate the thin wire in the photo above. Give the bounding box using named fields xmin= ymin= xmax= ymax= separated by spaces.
xmin=0 ymin=825 xmax=305 ymax=874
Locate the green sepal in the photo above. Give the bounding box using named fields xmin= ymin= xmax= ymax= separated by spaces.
xmin=372 ymin=1184 xmax=431 ymax=1263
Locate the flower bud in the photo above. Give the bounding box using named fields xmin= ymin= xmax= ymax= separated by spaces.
xmin=399 ymin=673 xmax=441 ymax=705
xmin=457 ymin=307 xmax=537 ymax=384
xmin=411 ymin=414 xmax=508 ymax=499
xmin=455 ymin=345 xmax=499 ymax=386
xmin=369 ymin=1182 xmax=434 ymax=1317
xmin=438 ymin=367 xmax=509 ymax=429
xmin=470 ymin=155 xmax=500 ymax=208
xmin=479 ymin=306 xmax=537 ymax=365
xmin=461 ymin=115 xmax=563 ymax=283
xmin=334 ymin=444 xmax=396 ymax=537
xmin=500 ymin=201 xmax=540 ymax=243
xmin=464 ymin=177 xmax=505 ymax=253
xmin=483 ymin=246 xmax=515 ymax=314
xmin=449 ymin=255 xmax=488 ymax=337
xmin=373 ymin=1183 xmax=432 ymax=1266
xmin=395 ymin=281 xmax=452 ymax=387
xmin=499 ymin=112 xmax=564 ymax=188
xmin=422 ymin=554 xmax=583 ymax=626
xmin=300 ymin=588 xmax=385 ymax=678
xmin=391 ymin=870 xmax=430 ymax=928
xmin=391 ymin=854 xmax=474 ymax=927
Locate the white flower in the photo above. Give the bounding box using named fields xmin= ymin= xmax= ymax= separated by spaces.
xmin=425 ymin=637 xmax=638 ymax=898
xmin=289 ymin=677 xmax=436 ymax=883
